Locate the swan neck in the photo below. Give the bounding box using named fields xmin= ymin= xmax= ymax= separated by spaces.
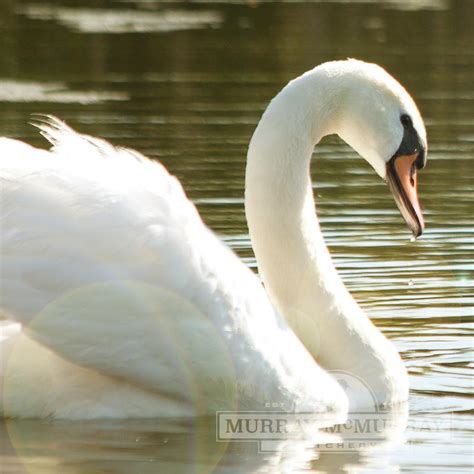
xmin=245 ymin=69 xmax=408 ymax=407
xmin=246 ymin=72 xmax=342 ymax=349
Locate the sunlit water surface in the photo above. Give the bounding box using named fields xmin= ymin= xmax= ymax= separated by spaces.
xmin=0 ymin=0 xmax=472 ymax=472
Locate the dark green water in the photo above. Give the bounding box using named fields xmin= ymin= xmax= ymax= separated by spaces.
xmin=0 ymin=0 xmax=472 ymax=472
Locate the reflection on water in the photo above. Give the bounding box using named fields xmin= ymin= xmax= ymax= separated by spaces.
xmin=0 ymin=0 xmax=473 ymax=472
xmin=0 ymin=80 xmax=128 ymax=103
xmin=1 ymin=407 xmax=412 ymax=473
xmin=16 ymin=4 xmax=224 ymax=33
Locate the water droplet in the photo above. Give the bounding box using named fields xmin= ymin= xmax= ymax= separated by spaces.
xmin=408 ymin=280 xmax=414 ymax=286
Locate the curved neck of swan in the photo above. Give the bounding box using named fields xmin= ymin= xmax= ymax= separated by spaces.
xmin=245 ymin=70 xmax=407 ymax=406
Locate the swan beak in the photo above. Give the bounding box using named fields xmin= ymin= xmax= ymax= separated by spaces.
xmin=386 ymin=153 xmax=424 ymax=238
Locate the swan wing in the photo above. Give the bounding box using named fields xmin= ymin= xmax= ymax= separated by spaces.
xmin=0 ymin=117 xmax=260 ymax=404
xmin=1 ymin=116 xmax=208 ymax=322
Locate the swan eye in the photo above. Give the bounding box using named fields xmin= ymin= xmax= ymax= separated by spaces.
xmin=400 ymin=114 xmax=412 ymax=127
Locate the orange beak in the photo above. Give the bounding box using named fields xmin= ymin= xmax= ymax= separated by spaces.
xmin=386 ymin=153 xmax=424 ymax=238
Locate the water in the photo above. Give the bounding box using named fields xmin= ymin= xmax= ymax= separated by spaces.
xmin=0 ymin=0 xmax=473 ymax=472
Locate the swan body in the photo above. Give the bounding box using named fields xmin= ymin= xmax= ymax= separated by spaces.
xmin=0 ymin=59 xmax=427 ymax=419
xmin=0 ymin=134 xmax=345 ymax=419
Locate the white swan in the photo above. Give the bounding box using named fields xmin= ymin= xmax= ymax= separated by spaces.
xmin=0 ymin=59 xmax=426 ymax=419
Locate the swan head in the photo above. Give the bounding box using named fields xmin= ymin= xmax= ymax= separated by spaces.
xmin=328 ymin=59 xmax=427 ymax=237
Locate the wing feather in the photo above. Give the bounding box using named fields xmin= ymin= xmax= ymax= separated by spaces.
xmin=0 ymin=118 xmax=252 ymax=404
